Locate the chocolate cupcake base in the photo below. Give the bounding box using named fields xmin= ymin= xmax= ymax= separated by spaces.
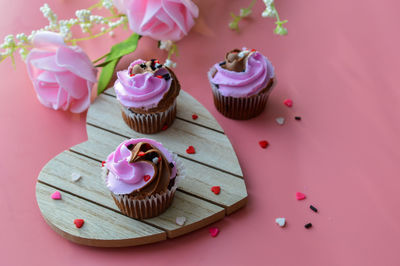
xmin=211 ymin=80 xmax=274 ymax=120
xmin=120 ymin=100 xmax=177 ymax=134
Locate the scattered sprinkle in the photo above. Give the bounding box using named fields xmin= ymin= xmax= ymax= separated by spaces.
xmin=74 ymin=219 xmax=85 ymax=228
xmin=305 ymin=223 xmax=312 ymax=229
xmin=51 ymin=191 xmax=62 ymax=200
xmin=283 ymin=99 xmax=293 ymax=107
xmin=310 ymin=205 xmax=318 ymax=213
xmin=211 ymin=186 xmax=221 ymax=195
xmin=156 ymin=75 xmax=163 ymax=79
xmin=209 ymin=227 xmax=219 ymax=237
xmin=138 ymin=151 xmax=145 ymax=157
xmin=275 ymin=217 xmax=286 ymax=227
xmin=186 ymin=145 xmax=195 ymax=154
xmin=127 ymin=144 xmax=134 ymax=150
xmin=101 ymin=161 xmax=106 ymax=167
xmin=250 ymin=49 xmax=256 ymax=52
xmin=192 ymin=114 xmax=198 ymax=120
xmin=296 ymin=192 xmax=306 ymax=200
xmin=275 ymin=117 xmax=285 ymax=125
xmin=175 ymin=216 xmax=186 ymax=226
xmin=152 ymin=157 xmax=159 ymax=164
xmin=143 ymin=175 xmax=151 ymax=182
xmin=130 ymin=74 xmax=135 ymax=77
xmin=169 ymin=162 xmax=174 ymax=168
xmin=259 ymin=140 xmax=269 ymax=149
xmin=140 ymin=63 xmax=146 ymax=69
xmin=295 ymin=116 xmax=302 ymax=121
xmin=219 ymin=61 xmax=226 ymax=66
xmin=161 ymin=124 xmax=168 ymax=131
xmin=71 ymin=172 xmax=81 ymax=182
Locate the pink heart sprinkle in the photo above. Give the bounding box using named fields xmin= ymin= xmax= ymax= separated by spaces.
xmin=284 ymin=99 xmax=293 ymax=107
xmin=51 ymin=191 xmax=62 ymax=200
xmin=296 ymin=192 xmax=306 ymax=200
xmin=209 ymin=227 xmax=219 ymax=237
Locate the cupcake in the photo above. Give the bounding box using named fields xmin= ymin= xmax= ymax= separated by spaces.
xmin=103 ymin=138 xmax=184 ymax=219
xmin=208 ymin=48 xmax=275 ymax=120
xmin=114 ymin=59 xmax=181 ymax=134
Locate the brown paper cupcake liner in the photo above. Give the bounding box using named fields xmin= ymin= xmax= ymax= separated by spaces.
xmin=102 ymin=153 xmax=185 ymax=219
xmin=120 ymin=100 xmax=177 ymax=134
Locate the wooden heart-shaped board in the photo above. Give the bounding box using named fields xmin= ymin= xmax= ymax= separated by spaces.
xmin=36 ymin=88 xmax=247 ymax=247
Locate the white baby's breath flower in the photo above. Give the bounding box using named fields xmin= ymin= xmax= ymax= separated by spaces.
xmin=262 ymin=7 xmax=276 ymax=18
xmin=76 ymin=9 xmax=92 ymax=23
xmin=164 ymin=59 xmax=177 ymax=68
xmin=101 ymin=0 xmax=114 ymax=9
xmin=109 ymin=31 xmax=115 ymax=37
xmin=159 ymin=40 xmax=173 ymax=51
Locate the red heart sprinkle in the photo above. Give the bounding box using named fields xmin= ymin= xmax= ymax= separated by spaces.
xmin=186 ymin=146 xmax=195 ymax=154
xmin=259 ymin=140 xmax=269 ymax=149
xmin=144 ymin=175 xmax=151 ymax=182
xmin=156 ymin=75 xmax=163 ymax=78
xmin=209 ymin=227 xmax=219 ymax=237
xmin=211 ymin=186 xmax=221 ymax=195
xmin=162 ymin=124 xmax=168 ymax=131
xmin=296 ymin=192 xmax=306 ymax=200
xmin=192 ymin=114 xmax=198 ymax=120
xmin=74 ymin=219 xmax=84 ymax=228
xmin=130 ymin=74 xmax=135 ymax=77
xmin=138 ymin=151 xmax=145 ymax=156
xmin=101 ymin=161 xmax=105 ymax=167
xmin=283 ymin=99 xmax=293 ymax=107
xmin=251 ymin=49 xmax=256 ymax=52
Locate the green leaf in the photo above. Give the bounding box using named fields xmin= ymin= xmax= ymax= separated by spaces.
xmin=96 ymin=33 xmax=140 ymax=67
xmin=97 ymin=58 xmax=120 ymax=95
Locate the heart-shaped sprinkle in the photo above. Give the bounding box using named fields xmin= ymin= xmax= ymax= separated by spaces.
xmin=175 ymin=216 xmax=186 ymax=226
xmin=144 ymin=175 xmax=151 ymax=182
xmin=192 ymin=114 xmax=198 ymax=120
xmin=186 ymin=146 xmax=195 ymax=154
xmin=209 ymin=227 xmax=219 ymax=237
xmin=275 ymin=117 xmax=285 ymax=125
xmin=259 ymin=140 xmax=269 ymax=149
xmin=51 ymin=191 xmax=61 ymax=200
xmin=152 ymin=157 xmax=159 ymax=164
xmin=101 ymin=161 xmax=106 ymax=167
xmin=162 ymin=124 xmax=168 ymax=131
xmin=211 ymin=186 xmax=221 ymax=195
xmin=283 ymin=99 xmax=293 ymax=107
xmin=275 ymin=217 xmax=286 ymax=227
xmin=71 ymin=172 xmax=81 ymax=182
xmin=138 ymin=151 xmax=145 ymax=157
xmin=296 ymin=192 xmax=306 ymax=200
xmin=74 ymin=219 xmax=84 ymax=228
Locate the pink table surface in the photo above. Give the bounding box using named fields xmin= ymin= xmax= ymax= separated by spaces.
xmin=1 ymin=0 xmax=400 ymax=265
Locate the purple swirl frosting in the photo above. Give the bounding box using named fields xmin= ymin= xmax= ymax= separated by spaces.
xmin=106 ymin=138 xmax=177 ymax=195
xmin=209 ymin=49 xmax=274 ymax=97
xmin=114 ymin=59 xmax=172 ymax=109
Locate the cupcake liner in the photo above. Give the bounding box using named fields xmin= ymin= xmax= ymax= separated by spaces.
xmin=120 ymin=100 xmax=177 ymax=134
xmin=102 ymin=153 xmax=185 ymax=219
xmin=208 ymin=68 xmax=276 ymax=120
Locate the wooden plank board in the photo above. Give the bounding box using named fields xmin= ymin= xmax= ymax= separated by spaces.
xmin=36 ymin=182 xmax=166 ymax=247
xmin=104 ymin=88 xmax=224 ymax=133
xmin=87 ymin=94 xmax=242 ymax=177
xmin=36 ymin=89 xmax=247 ymax=247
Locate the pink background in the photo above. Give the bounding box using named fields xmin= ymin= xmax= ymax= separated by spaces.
xmin=1 ymin=0 xmax=399 ymax=265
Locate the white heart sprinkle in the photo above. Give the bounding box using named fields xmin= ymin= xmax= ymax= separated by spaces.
xmin=238 ymin=50 xmax=249 ymax=58
xmin=275 ymin=117 xmax=285 ymax=125
xmin=175 ymin=216 xmax=186 ymax=226
xmin=152 ymin=157 xmax=159 ymax=164
xmin=275 ymin=217 xmax=286 ymax=227
xmin=71 ymin=172 xmax=81 ymax=182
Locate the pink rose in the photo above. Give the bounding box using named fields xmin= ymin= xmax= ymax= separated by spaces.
xmin=115 ymin=0 xmax=199 ymax=41
xmin=26 ymin=31 xmax=97 ymax=113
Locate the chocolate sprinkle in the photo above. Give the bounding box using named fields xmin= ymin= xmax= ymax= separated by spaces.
xmin=140 ymin=63 xmax=146 ymax=69
xmin=219 ymin=61 xmax=226 ymax=66
xmin=163 ymin=73 xmax=171 ymax=81
xmin=156 ymin=63 xmax=162 ymax=68
xmin=305 ymin=223 xmax=312 ymax=229
xmin=295 ymin=116 xmax=302 ymax=121
xmin=169 ymin=162 xmax=174 ymax=168
xmin=214 ymin=84 xmax=219 ymax=89
xmin=310 ymin=205 xmax=318 ymax=213
xmin=127 ymin=144 xmax=134 ymax=150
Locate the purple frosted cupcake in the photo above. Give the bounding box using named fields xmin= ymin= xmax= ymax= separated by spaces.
xmin=103 ymin=138 xmax=184 ymax=219
xmin=208 ymin=48 xmax=275 ymax=120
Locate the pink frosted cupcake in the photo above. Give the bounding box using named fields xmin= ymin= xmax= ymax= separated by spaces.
xmin=103 ymin=138 xmax=184 ymax=219
xmin=208 ymin=48 xmax=275 ymax=120
xmin=115 ymin=59 xmax=180 ymax=134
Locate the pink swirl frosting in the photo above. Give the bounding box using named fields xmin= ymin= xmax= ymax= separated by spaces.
xmin=106 ymin=138 xmax=177 ymax=195
xmin=209 ymin=51 xmax=274 ymax=97
xmin=114 ymin=59 xmax=172 ymax=109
